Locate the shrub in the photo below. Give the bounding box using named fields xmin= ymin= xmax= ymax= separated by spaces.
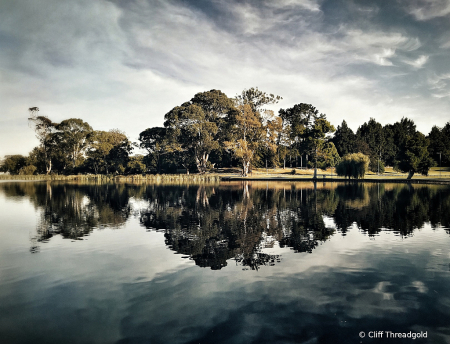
xmin=18 ymin=165 xmax=37 ymax=175
xmin=336 ymin=153 xmax=370 ymax=179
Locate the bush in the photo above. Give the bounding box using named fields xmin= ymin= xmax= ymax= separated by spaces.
xmin=336 ymin=153 xmax=370 ymax=179
xmin=18 ymin=165 xmax=37 ymax=175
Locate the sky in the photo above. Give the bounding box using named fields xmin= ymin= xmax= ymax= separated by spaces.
xmin=1 ymin=0 xmax=450 ymax=158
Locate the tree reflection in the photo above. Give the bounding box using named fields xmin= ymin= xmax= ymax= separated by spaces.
xmin=0 ymin=182 xmax=134 ymax=252
xmin=1 ymin=181 xmax=449 ymax=263
xmin=139 ymin=181 xmax=450 ymax=269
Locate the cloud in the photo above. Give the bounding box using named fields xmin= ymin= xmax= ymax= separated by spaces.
xmin=1 ymin=0 xmax=450 ymax=157
xmin=403 ymin=55 xmax=429 ymax=68
xmin=405 ymin=0 xmax=450 ymax=20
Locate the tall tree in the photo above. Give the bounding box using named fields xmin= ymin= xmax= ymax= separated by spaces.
xmin=356 ymin=118 xmax=385 ymax=172
xmin=224 ymin=104 xmax=262 ymax=176
xmin=397 ymin=131 xmax=434 ymax=179
xmin=279 ymin=103 xmax=322 ymax=167
xmin=304 ymin=117 xmax=336 ymax=178
xmin=28 ymin=107 xmax=58 ymax=174
xmin=86 ymin=130 xmax=132 ymax=174
xmin=55 ymin=118 xmax=93 ymax=169
xmin=139 ymin=127 xmax=170 ymax=173
xmin=428 ymin=123 xmax=450 ymax=167
xmin=225 ymin=88 xmax=281 ymax=176
xmin=332 ymin=120 xmax=355 ymax=157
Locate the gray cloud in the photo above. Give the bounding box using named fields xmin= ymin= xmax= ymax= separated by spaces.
xmin=1 ymin=0 xmax=450 ymax=157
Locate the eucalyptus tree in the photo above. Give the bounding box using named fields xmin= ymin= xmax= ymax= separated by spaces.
xmin=164 ymin=103 xmax=219 ymax=174
xmin=55 ymin=118 xmax=93 ymax=169
xmin=279 ymin=103 xmax=322 ymax=168
xmin=86 ymin=129 xmax=132 ymax=174
xmin=225 ymin=87 xmax=282 ymax=176
xmin=190 ymin=89 xmax=239 ymax=167
xmin=28 ymin=107 xmax=58 ymax=174
xmin=139 ymin=127 xmax=170 ymax=173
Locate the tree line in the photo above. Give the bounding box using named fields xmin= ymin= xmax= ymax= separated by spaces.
xmin=1 ymin=88 xmax=449 ymax=178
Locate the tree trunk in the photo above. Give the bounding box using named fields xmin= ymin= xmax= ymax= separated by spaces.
xmin=242 ymin=160 xmax=250 ymax=177
xmin=407 ymin=170 xmax=414 ymax=180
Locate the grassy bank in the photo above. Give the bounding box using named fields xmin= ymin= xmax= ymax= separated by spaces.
xmin=0 ymin=167 xmax=449 ymax=184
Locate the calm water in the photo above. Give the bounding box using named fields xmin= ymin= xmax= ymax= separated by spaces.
xmin=1 ymin=181 xmax=450 ymax=344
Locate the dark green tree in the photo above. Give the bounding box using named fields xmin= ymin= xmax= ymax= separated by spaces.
xmin=331 ymin=120 xmax=356 ymax=157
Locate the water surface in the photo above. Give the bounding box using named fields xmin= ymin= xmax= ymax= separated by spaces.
xmin=0 ymin=181 xmax=449 ymax=343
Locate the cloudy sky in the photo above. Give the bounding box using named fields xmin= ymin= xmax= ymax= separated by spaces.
xmin=1 ymin=0 xmax=450 ymax=157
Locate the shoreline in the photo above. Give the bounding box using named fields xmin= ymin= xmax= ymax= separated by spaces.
xmin=1 ymin=173 xmax=450 ymax=185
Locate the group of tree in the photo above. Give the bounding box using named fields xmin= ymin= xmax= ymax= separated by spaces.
xmin=1 ymin=107 xmax=135 ymax=175
xmin=1 ymin=89 xmax=448 ymax=178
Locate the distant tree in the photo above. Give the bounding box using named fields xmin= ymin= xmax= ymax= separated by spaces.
xmin=127 ymin=155 xmax=146 ymax=174
xmin=356 ymin=118 xmax=385 ymax=173
xmin=139 ymin=127 xmax=170 ymax=173
xmin=396 ymin=131 xmax=434 ymax=179
xmin=428 ymin=123 xmax=450 ymax=167
xmin=86 ymin=130 xmax=132 ymax=174
xmin=235 ymin=87 xmax=282 ymax=113
xmin=164 ymin=103 xmax=219 ymax=174
xmin=18 ymin=165 xmax=37 ymax=175
xmin=0 ymin=155 xmax=27 ymax=174
xmin=190 ymin=90 xmax=238 ymax=168
xmin=331 ymin=120 xmax=355 ymax=156
xmin=224 ymin=104 xmax=263 ymax=176
xmin=257 ymin=111 xmax=282 ymax=168
xmin=28 ymin=107 xmax=58 ymax=174
xmin=315 ymin=142 xmax=340 ymax=170
xmin=55 ymin=119 xmax=93 ymax=169
xmin=304 ymin=117 xmax=336 ymax=178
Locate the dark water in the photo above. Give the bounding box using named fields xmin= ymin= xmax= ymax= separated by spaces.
xmin=1 ymin=181 xmax=450 ymax=344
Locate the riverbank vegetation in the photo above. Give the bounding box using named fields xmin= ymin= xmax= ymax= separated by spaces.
xmin=1 ymin=88 xmax=449 ymax=179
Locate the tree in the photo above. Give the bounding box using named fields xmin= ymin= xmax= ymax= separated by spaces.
xmin=336 ymin=153 xmax=370 ymax=179
xmin=304 ymin=117 xmax=336 ymax=178
xmin=316 ymin=142 xmax=340 ymax=170
xmin=127 ymin=155 xmax=146 ymax=174
xmin=332 ymin=120 xmax=355 ymax=157
xmin=139 ymin=127 xmax=170 ymax=173
xmin=55 ymin=119 xmax=93 ymax=169
xmin=235 ymin=87 xmax=282 ymax=113
xmin=356 ymin=118 xmax=385 ymax=172
xmin=428 ymin=123 xmax=450 ymax=167
xmin=86 ymin=130 xmax=132 ymax=174
xmin=397 ymin=131 xmax=434 ymax=179
xmin=279 ymin=103 xmax=333 ymax=171
xmin=28 ymin=107 xmax=58 ymax=174
xmin=0 ymin=155 xmax=27 ymax=174
xmin=224 ymin=104 xmax=262 ymax=176
xmin=257 ymin=112 xmax=282 ymax=168
xmin=164 ymin=103 xmax=219 ymax=174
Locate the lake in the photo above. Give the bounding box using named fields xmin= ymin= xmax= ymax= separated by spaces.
xmin=0 ymin=180 xmax=449 ymax=344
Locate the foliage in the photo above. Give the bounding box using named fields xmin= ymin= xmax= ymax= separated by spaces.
xmin=396 ymin=131 xmax=434 ymax=179
xmin=332 ymin=120 xmax=355 ymax=157
xmin=0 ymin=155 xmax=27 ymax=174
xmin=19 ymin=165 xmax=37 ymax=175
xmin=335 ymin=153 xmax=370 ymax=179
xmin=127 ymin=155 xmax=146 ymax=174
xmin=427 ymin=123 xmax=450 ymax=167
xmin=54 ymin=118 xmax=93 ymax=169
xmin=315 ymin=142 xmax=340 ymax=169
